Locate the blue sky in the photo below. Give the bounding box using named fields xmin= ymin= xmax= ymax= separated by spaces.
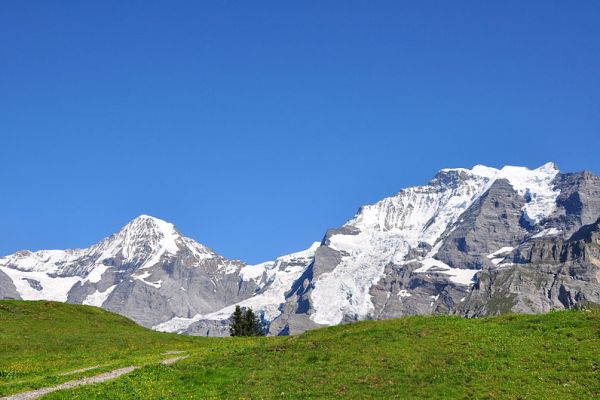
xmin=1 ymin=1 xmax=599 ymax=263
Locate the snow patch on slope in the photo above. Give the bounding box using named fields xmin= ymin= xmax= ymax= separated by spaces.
xmin=493 ymin=163 xmax=560 ymax=225
xmin=487 ymin=247 xmax=515 ymax=265
xmin=488 ymin=247 xmax=515 ymax=258
xmin=133 ymin=270 xmax=163 ymax=288
xmin=414 ymin=258 xmax=478 ymax=285
xmin=239 ymin=261 xmax=276 ymax=283
xmin=83 ymin=285 xmax=117 ymax=307
xmin=0 ymin=266 xmax=81 ymax=301
xmin=85 ymin=264 xmax=111 ymax=284
xmin=532 ymin=228 xmax=562 ymax=238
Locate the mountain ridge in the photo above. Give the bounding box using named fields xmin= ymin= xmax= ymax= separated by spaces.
xmin=2 ymin=162 xmax=600 ymax=336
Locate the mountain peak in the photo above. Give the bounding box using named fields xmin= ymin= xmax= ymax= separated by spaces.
xmin=117 ymin=215 xmax=180 ymax=243
xmin=440 ymin=161 xmax=559 ymax=180
xmin=538 ymin=161 xmax=559 ymax=172
xmin=126 ymin=214 xmax=174 ymax=230
xmin=88 ymin=215 xmax=181 ymax=267
xmin=133 ymin=214 xmax=164 ymax=221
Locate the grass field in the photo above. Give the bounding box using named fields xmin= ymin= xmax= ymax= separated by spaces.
xmin=1 ymin=300 xmax=599 ymax=399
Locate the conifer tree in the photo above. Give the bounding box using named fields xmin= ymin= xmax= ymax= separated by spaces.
xmin=229 ymin=305 xmax=244 ymax=336
xmin=243 ymin=308 xmax=265 ymax=336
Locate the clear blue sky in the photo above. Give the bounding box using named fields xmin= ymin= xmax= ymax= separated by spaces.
xmin=1 ymin=1 xmax=599 ymax=263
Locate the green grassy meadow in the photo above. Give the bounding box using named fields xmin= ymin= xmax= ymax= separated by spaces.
xmin=1 ymin=300 xmax=599 ymax=399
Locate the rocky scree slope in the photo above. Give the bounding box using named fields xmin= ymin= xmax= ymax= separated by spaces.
xmin=1 ymin=162 xmax=599 ymax=336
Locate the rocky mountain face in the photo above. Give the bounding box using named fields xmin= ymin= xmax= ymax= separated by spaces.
xmin=1 ymin=163 xmax=599 ymax=336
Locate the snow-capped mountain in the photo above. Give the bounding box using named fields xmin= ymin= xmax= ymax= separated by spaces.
xmin=266 ymin=162 xmax=600 ymax=335
xmin=1 ymin=163 xmax=600 ymax=336
xmin=306 ymin=162 xmax=561 ymax=326
xmin=0 ymin=216 xmax=215 ymax=302
xmin=0 ymin=215 xmax=261 ymax=327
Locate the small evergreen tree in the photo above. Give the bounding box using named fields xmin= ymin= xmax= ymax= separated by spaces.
xmin=229 ymin=305 xmax=244 ymax=336
xmin=243 ymin=308 xmax=265 ymax=336
xmin=229 ymin=306 xmax=265 ymax=337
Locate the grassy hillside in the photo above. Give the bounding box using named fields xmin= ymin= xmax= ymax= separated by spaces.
xmin=1 ymin=300 xmax=599 ymax=399
xmin=0 ymin=300 xmax=199 ymax=396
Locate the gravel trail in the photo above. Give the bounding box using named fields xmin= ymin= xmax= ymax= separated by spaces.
xmin=56 ymin=365 xmax=101 ymax=376
xmin=1 ymin=352 xmax=190 ymax=400
xmin=160 ymin=356 xmax=189 ymax=365
xmin=1 ymin=366 xmax=139 ymax=400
